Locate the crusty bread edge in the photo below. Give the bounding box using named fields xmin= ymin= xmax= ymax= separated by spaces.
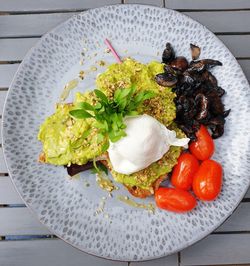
xmin=100 ymin=160 xmax=167 ymax=198
xmin=38 ymin=152 xmax=46 ymax=163
xmin=39 ymin=152 xmax=167 ymax=198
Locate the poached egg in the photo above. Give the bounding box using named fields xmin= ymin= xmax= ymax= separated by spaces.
xmin=108 ymin=114 xmax=189 ymax=175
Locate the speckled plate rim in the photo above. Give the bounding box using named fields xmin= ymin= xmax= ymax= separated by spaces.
xmin=2 ymin=4 xmax=250 ymax=261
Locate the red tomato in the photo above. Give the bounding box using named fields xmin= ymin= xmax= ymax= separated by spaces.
xmin=193 ymin=159 xmax=223 ymax=201
xmin=171 ymin=153 xmax=199 ymax=190
xmin=155 ymin=187 xmax=197 ymax=212
xmin=189 ymin=125 xmax=215 ymax=160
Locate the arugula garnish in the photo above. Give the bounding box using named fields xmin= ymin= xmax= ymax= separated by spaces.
xmin=91 ymin=157 xmax=109 ymax=175
xmin=69 ymin=85 xmax=155 ymax=150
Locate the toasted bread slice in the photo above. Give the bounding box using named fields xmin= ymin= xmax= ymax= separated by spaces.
xmin=38 ymin=152 xmax=46 ymax=163
xmin=124 ymin=174 xmax=167 ymax=198
xmin=100 ymin=160 xmax=167 ymax=198
xmin=39 ymin=153 xmax=167 ymax=198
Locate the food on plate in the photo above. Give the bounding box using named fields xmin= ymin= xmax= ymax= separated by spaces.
xmin=105 ymin=122 xmax=188 ymax=198
xmin=190 ymin=44 xmax=201 ymax=60
xmin=171 ymin=153 xmax=199 ymax=190
xmin=38 ymin=40 xmax=229 ymax=212
xmin=38 ymin=58 xmax=187 ymax=197
xmin=108 ymin=115 xmax=189 ymax=175
xmin=156 ymin=43 xmax=230 ymax=141
xmin=189 ymin=125 xmax=215 ymax=160
xmin=193 ymin=160 xmax=223 ymax=201
xmin=155 ymin=187 xmax=197 ymax=212
xmin=66 ymin=161 xmax=100 ymax=176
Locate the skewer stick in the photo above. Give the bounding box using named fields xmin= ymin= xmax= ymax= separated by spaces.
xmin=105 ymin=39 xmax=122 ymax=63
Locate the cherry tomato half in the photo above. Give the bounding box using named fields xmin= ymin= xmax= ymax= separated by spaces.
xmin=155 ymin=187 xmax=197 ymax=212
xmin=171 ymin=153 xmax=199 ymax=190
xmin=193 ymin=159 xmax=223 ymax=201
xmin=189 ymin=125 xmax=215 ymax=161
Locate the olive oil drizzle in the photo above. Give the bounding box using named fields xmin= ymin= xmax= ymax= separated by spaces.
xmin=60 ymin=79 xmax=79 ymax=101
xmin=117 ymin=195 xmax=155 ymax=213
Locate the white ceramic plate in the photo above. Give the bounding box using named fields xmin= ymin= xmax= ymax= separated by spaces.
xmin=2 ymin=4 xmax=250 ymax=261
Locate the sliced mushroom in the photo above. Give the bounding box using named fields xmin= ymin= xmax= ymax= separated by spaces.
xmin=211 ymin=124 xmax=224 ymax=139
xmin=158 ymin=42 xmax=229 ymax=141
xmin=216 ymin=86 xmax=226 ymax=97
xmin=207 ymin=91 xmax=224 ymax=115
xmin=223 ymin=109 xmax=231 ymax=118
xmin=181 ymin=71 xmax=195 ymax=85
xmin=195 ymin=93 xmax=209 ymax=121
xmin=155 ymin=73 xmax=178 ymax=87
xmin=176 ymin=96 xmax=196 ymax=119
xmin=163 ymin=64 xmax=177 ymax=75
xmin=162 ymin=42 xmax=175 ymax=64
xmin=170 ymin=56 xmax=189 ymax=72
xmin=178 ymin=124 xmax=196 ymax=141
xmin=181 ymin=71 xmax=201 ymax=89
xmin=190 ymin=44 xmax=201 ymax=60
xmin=201 ymin=70 xmax=218 ymax=87
xmin=208 ymin=116 xmax=225 ymax=126
xmin=189 ymin=59 xmax=223 ymax=72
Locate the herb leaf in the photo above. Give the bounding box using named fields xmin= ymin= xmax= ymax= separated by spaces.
xmin=101 ymin=141 xmax=110 ymax=153
xmin=91 ymin=159 xmax=108 ymax=175
xmin=70 ymin=85 xmax=156 ymax=151
xmin=76 ymin=102 xmax=95 ymax=111
xmin=94 ymin=89 xmax=109 ymax=104
xmin=69 ymin=109 xmax=93 ymax=119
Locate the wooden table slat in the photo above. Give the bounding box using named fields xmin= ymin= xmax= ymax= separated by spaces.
xmin=0 ymin=208 xmax=50 ymax=235
xmin=1 ymin=11 xmax=250 ymax=38
xmin=0 ymin=91 xmax=7 ymax=112
xmin=0 ymin=0 xmax=121 ymax=12
xmin=0 ymin=118 xmax=2 ymax=140
xmin=0 ymin=65 xmax=19 ymax=88
xmin=0 ymin=38 xmax=39 ymax=62
xmin=1 ymin=202 xmax=250 ymax=237
xmin=0 ymin=239 xmax=127 ymax=266
xmin=238 ymin=60 xmax=250 ymax=82
xmin=0 ymin=13 xmax=77 ymax=38
xmin=183 ymin=10 xmax=250 ymax=33
xmin=124 ymin=0 xmax=163 ymax=6
xmin=180 ymin=234 xmax=250 ymax=265
xmin=1 ymin=0 xmax=250 ymax=12
xmin=167 ymin=0 xmax=250 ymax=10
xmin=218 ymin=35 xmax=250 ymax=58
xmin=245 ymin=189 xmax=250 ymax=198
xmin=1 ymin=235 xmax=250 ymax=266
xmin=0 ymin=148 xmax=8 ymax=173
xmin=0 ymin=177 xmax=23 ymax=204
xmin=130 ymin=255 xmax=178 ymax=266
xmin=216 ymin=202 xmax=250 ymax=232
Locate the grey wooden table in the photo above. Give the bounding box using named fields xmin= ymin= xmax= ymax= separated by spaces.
xmin=1 ymin=1 xmax=250 ymax=265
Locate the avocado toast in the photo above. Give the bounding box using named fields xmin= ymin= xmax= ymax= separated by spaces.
xmin=38 ymin=58 xmax=185 ymax=198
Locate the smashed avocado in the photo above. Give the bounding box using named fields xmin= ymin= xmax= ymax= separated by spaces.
xmin=38 ymin=58 xmax=180 ymax=189
xmin=107 ymin=126 xmax=184 ymax=190
xmin=97 ymin=58 xmax=176 ymax=126
xmin=38 ymin=92 xmax=105 ymax=165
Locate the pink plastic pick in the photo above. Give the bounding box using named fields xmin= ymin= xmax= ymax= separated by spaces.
xmin=105 ymin=39 xmax=122 ymax=63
